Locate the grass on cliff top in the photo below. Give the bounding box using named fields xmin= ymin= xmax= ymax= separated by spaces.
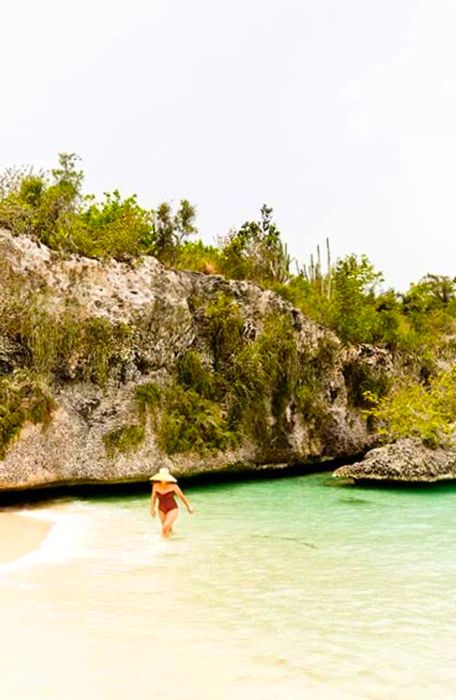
xmin=2 ymin=154 xmax=456 ymax=455
xmin=1 ymin=153 xmax=456 ymax=366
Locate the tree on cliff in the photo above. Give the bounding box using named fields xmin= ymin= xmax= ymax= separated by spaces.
xmin=1 ymin=153 xmax=455 ymax=362
xmin=152 ymin=199 xmax=198 ymax=265
xmin=219 ymin=204 xmax=291 ymax=284
xmin=328 ymin=254 xmax=384 ymax=345
xmin=0 ymin=154 xmax=199 ymax=264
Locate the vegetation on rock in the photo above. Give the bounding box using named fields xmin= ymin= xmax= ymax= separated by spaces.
xmin=0 ymin=371 xmax=55 ymax=457
xmin=1 ymin=153 xmax=456 ymax=457
xmin=132 ymin=295 xmax=333 ymax=455
xmin=0 ymin=290 xmax=132 ymax=386
xmin=103 ymin=424 xmax=146 ymax=456
xmin=364 ymin=367 xmax=456 ymax=448
xmin=0 ymin=153 xmax=195 ymax=263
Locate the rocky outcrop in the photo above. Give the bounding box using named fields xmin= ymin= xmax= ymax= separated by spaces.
xmin=0 ymin=230 xmax=387 ymax=490
xmin=332 ymin=436 xmax=456 ymax=483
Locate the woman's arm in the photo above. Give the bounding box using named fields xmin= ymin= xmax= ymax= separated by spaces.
xmin=150 ymin=484 xmax=157 ymax=517
xmin=174 ymin=485 xmax=194 ymax=513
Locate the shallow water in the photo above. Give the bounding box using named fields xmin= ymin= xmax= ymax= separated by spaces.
xmin=1 ymin=473 xmax=456 ymax=699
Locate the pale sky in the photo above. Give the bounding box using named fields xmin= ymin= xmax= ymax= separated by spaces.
xmin=2 ymin=0 xmax=456 ymax=291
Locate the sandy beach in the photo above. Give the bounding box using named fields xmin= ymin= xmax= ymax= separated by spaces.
xmin=0 ymin=511 xmax=53 ymax=565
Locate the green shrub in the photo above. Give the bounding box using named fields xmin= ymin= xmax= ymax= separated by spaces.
xmin=60 ymin=191 xmax=154 ymax=260
xmin=77 ymin=317 xmax=132 ymax=385
xmin=103 ymin=424 xmax=145 ymax=456
xmin=343 ymin=361 xmax=391 ymax=409
xmin=152 ymin=200 xmax=197 ymax=266
xmin=225 ymin=343 xmax=269 ymax=439
xmin=177 ymin=350 xmax=218 ymax=399
xmin=365 ymin=367 xmax=456 ymax=447
xmin=0 ymin=288 xmax=132 ymax=386
xmin=271 ymin=275 xmax=332 ymax=328
xmin=219 ymin=205 xmax=290 ymax=284
xmin=0 ymin=154 xmax=84 ymax=245
xmin=137 ymin=380 xmax=234 ymax=454
xmin=204 ymin=294 xmax=244 ymax=372
xmin=256 ymin=315 xmax=298 ymax=425
xmin=0 ymin=155 xmax=200 ymax=265
xmin=173 ymin=240 xmax=222 ymax=274
xmin=225 ymin=313 xmax=309 ymax=441
xmin=175 ymin=310 xmax=332 ymax=446
xmin=135 ymin=382 xmax=162 ymax=416
xmin=0 ymin=371 xmax=55 ymax=457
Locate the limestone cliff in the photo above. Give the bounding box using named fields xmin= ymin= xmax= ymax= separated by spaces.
xmin=0 ymin=230 xmax=385 ymax=490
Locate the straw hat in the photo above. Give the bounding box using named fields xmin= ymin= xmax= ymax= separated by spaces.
xmin=150 ymin=467 xmax=177 ymax=483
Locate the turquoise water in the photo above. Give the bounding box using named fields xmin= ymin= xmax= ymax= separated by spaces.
xmin=1 ymin=473 xmax=456 ymax=699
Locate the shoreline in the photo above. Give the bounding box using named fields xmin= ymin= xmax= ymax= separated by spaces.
xmin=0 ymin=511 xmax=54 ymax=565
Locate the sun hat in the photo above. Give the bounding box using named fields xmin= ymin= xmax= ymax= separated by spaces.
xmin=150 ymin=467 xmax=177 ymax=483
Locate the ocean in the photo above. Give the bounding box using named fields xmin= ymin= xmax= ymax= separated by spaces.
xmin=1 ymin=472 xmax=456 ymax=699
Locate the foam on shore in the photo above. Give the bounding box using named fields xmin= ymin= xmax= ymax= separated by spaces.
xmin=0 ymin=506 xmax=89 ymax=573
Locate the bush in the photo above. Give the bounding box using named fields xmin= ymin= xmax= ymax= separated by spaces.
xmin=60 ymin=191 xmax=154 ymax=260
xmin=204 ymin=294 xmax=244 ymax=372
xmin=364 ymin=367 xmax=456 ymax=447
xmin=0 ymin=371 xmax=55 ymax=457
xmin=135 ymin=382 xmax=162 ymax=417
xmin=343 ymin=361 xmax=391 ymax=409
xmin=174 ymin=240 xmax=222 ymax=274
xmin=177 ymin=350 xmax=218 ymax=400
xmin=103 ymin=424 xmax=145 ymax=456
xmin=255 ymin=315 xmax=298 ymax=427
xmin=136 ymin=381 xmax=235 ymax=454
xmin=219 ymin=204 xmax=290 ymax=284
xmin=224 ymin=342 xmax=270 ymax=439
xmin=0 ymin=154 xmax=200 ymax=265
xmin=0 ymin=154 xmax=85 ymax=245
xmin=135 ymin=311 xmax=314 ymax=452
xmin=0 ymin=287 xmax=132 ymax=386
xmin=153 ymin=200 xmax=198 ymax=265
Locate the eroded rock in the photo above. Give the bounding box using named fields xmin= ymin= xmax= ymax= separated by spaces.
xmin=333 ymin=436 xmax=456 ymax=483
xmin=0 ymin=229 xmax=384 ymax=490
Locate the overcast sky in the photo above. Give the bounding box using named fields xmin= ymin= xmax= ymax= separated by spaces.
xmin=2 ymin=0 xmax=456 ymax=290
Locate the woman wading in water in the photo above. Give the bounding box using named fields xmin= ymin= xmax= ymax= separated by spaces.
xmin=150 ymin=467 xmax=193 ymax=537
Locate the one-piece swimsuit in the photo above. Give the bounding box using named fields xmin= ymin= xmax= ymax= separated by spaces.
xmin=156 ymin=490 xmax=178 ymax=514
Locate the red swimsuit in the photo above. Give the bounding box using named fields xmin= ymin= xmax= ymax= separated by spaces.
xmin=156 ymin=490 xmax=178 ymax=514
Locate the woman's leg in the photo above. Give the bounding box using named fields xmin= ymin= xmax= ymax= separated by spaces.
xmin=162 ymin=508 xmax=179 ymax=538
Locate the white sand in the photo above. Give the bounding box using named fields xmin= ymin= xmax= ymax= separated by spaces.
xmin=0 ymin=510 xmax=53 ymax=564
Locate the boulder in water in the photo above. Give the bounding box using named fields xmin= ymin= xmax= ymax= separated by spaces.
xmin=332 ymin=436 xmax=456 ymax=483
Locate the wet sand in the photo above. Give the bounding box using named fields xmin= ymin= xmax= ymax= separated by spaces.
xmin=0 ymin=512 xmax=53 ymax=565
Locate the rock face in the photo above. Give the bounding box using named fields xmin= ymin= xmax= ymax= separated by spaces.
xmin=0 ymin=230 xmax=385 ymax=491
xmin=332 ymin=437 xmax=456 ymax=483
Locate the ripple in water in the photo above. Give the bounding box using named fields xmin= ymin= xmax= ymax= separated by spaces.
xmin=1 ymin=473 xmax=456 ymax=699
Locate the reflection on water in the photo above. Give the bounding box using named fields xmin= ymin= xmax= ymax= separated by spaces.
xmin=1 ymin=473 xmax=456 ymax=699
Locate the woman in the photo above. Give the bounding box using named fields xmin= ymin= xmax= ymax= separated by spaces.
xmin=150 ymin=467 xmax=193 ymax=537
